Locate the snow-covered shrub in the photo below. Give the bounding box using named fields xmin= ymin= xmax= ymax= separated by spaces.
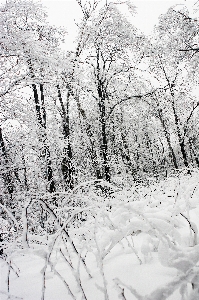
xmin=0 ymin=170 xmax=199 ymax=299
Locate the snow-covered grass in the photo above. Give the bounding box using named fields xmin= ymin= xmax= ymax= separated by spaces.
xmin=1 ymin=170 xmax=199 ymax=299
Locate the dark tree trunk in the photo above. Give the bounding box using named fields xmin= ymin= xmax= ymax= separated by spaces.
xmin=158 ymin=109 xmax=179 ymax=169
xmin=32 ymin=83 xmax=44 ymax=127
xmin=119 ymin=128 xmax=136 ymax=177
xmin=171 ymin=101 xmax=189 ymax=168
xmin=99 ymin=92 xmax=110 ymax=182
xmin=21 ymin=145 xmax=28 ymax=190
xmin=179 ymin=140 xmax=189 ymax=168
xmin=96 ymin=48 xmax=110 ymax=182
xmin=45 ymin=147 xmax=56 ymax=193
xmin=40 ymin=84 xmax=46 ymax=128
xmin=66 ymin=84 xmax=102 ymax=180
xmin=160 ymin=64 xmax=189 ymax=168
xmin=144 ymin=132 xmax=157 ymax=172
xmin=57 ymin=85 xmax=74 ymax=190
xmin=86 ymin=126 xmax=102 ymax=179
xmin=27 ymin=59 xmax=55 ymax=193
xmin=101 ymin=111 xmax=110 ymax=181
xmin=189 ymin=137 xmax=199 ymax=168
xmin=0 ymin=127 xmax=14 ymax=197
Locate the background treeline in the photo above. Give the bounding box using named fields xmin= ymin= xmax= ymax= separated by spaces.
xmin=1 ymin=0 xmax=199 ymax=202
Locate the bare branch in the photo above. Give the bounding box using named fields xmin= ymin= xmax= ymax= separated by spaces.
xmin=179 ymin=47 xmax=199 ymax=52
xmin=106 ymin=88 xmax=160 ymax=120
xmin=183 ymin=101 xmax=199 ymax=137
xmin=0 ymin=75 xmax=27 ymax=97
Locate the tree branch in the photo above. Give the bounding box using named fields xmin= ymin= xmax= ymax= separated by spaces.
xmin=179 ymin=47 xmax=199 ymax=52
xmin=0 ymin=75 xmax=27 ymax=97
xmin=106 ymin=88 xmax=159 ymax=120
xmin=183 ymin=101 xmax=199 ymax=138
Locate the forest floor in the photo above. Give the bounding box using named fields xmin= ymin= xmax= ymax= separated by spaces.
xmin=0 ymin=169 xmax=199 ymax=300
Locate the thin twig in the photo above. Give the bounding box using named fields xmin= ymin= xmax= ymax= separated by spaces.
xmin=180 ymin=213 xmax=198 ymax=245
xmin=48 ymin=261 xmax=76 ymax=300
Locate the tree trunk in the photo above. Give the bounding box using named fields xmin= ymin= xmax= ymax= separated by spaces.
xmin=0 ymin=127 xmax=14 ymax=197
xmin=101 ymin=106 xmax=110 ymax=182
xmin=171 ymin=101 xmax=189 ymax=168
xmin=57 ymin=85 xmax=74 ymax=190
xmin=66 ymin=84 xmax=102 ymax=180
xmin=158 ymin=109 xmax=179 ymax=169
xmin=27 ymin=59 xmax=55 ymax=193
xmin=160 ymin=63 xmax=189 ymax=168
xmin=189 ymin=137 xmax=199 ymax=168
xmin=119 ymin=125 xmax=136 ymax=177
xmin=96 ymin=49 xmax=110 ymax=182
xmin=40 ymin=84 xmax=46 ymax=128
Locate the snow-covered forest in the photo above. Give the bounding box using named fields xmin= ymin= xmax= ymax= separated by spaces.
xmin=0 ymin=0 xmax=199 ymax=299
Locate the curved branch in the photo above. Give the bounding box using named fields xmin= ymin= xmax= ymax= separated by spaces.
xmin=106 ymin=88 xmax=159 ymax=120
xmin=183 ymin=101 xmax=199 ymax=138
xmin=35 ymin=198 xmax=92 ymax=278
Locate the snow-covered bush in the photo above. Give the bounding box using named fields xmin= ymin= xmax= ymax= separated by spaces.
xmin=0 ymin=170 xmax=199 ymax=299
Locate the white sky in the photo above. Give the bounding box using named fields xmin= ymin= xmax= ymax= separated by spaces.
xmin=40 ymin=0 xmax=198 ymax=50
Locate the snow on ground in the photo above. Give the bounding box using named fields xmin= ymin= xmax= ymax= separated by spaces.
xmin=0 ymin=243 xmax=180 ymax=300
xmin=0 ymin=170 xmax=199 ymax=299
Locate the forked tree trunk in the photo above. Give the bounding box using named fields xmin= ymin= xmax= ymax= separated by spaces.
xmin=159 ymin=62 xmax=189 ymax=168
xmin=27 ymin=59 xmax=55 ymax=193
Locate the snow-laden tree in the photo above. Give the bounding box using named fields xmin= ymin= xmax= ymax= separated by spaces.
xmin=0 ymin=0 xmax=66 ymax=195
xmin=74 ymin=1 xmax=147 ymax=182
xmin=144 ymin=5 xmax=199 ymax=170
